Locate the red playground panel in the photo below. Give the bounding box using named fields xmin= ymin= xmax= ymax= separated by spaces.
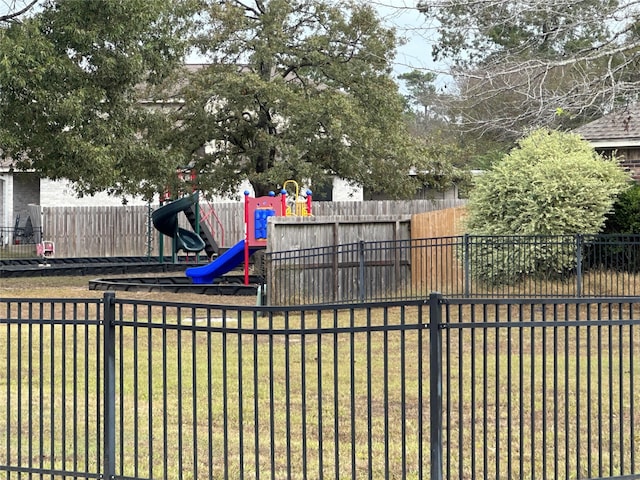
xmin=244 ymin=192 xmax=284 ymax=247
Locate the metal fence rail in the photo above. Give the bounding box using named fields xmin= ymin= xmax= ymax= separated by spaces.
xmin=266 ymin=234 xmax=640 ymax=304
xmin=106 ymin=296 xmax=430 ymax=480
xmin=440 ymin=297 xmax=640 ymax=480
xmin=0 ymin=226 xmax=44 ymax=260
xmin=0 ymin=226 xmax=42 ymax=246
xmin=0 ymin=298 xmax=103 ymax=479
xmin=1 ymin=293 xmax=640 ymax=479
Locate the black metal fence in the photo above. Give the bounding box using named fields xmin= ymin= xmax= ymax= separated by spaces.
xmin=266 ymin=234 xmax=640 ymax=304
xmin=1 ymin=293 xmax=639 ymax=479
xmin=0 ymin=298 xmax=104 ymax=478
xmin=0 ymin=226 xmax=44 ymax=259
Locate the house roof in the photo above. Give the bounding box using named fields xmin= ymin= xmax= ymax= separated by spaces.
xmin=137 ymin=63 xmax=208 ymax=104
xmin=574 ymin=105 xmax=640 ymax=148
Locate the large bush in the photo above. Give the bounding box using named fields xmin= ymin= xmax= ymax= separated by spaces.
xmin=602 ymin=184 xmax=640 ymax=234
xmin=464 ymin=128 xmax=630 ymax=284
xmin=582 ymin=184 xmax=640 ymax=274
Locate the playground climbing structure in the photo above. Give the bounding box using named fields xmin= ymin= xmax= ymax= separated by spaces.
xmin=186 ymin=181 xmax=312 ymax=285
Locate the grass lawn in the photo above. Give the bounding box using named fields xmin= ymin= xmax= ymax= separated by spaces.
xmin=0 ymin=244 xmax=38 ymax=259
xmin=1 ymin=276 xmax=640 ymax=479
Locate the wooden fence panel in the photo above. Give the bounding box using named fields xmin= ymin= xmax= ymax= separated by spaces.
xmin=43 ymin=205 xmax=153 ymax=258
xmin=410 ymin=206 xmax=466 ymax=239
xmin=266 ymin=215 xmax=411 ymax=253
xmin=410 ymin=207 xmax=467 ymax=295
xmin=41 ymin=199 xmax=466 ymax=258
xmin=266 ymin=215 xmax=412 ymax=304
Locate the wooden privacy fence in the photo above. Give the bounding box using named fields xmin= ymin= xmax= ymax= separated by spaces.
xmin=265 ymin=216 xmax=411 ymax=305
xmin=266 ymin=215 xmax=411 ymax=253
xmin=43 ymin=205 xmax=152 ymax=258
xmin=410 ymin=206 xmax=466 ymax=239
xmin=42 ymin=203 xmax=247 ymax=258
xmin=265 ymin=207 xmax=468 ymax=305
xmin=411 ymin=206 xmax=467 ymax=295
xmin=41 ymin=199 xmax=466 ymax=258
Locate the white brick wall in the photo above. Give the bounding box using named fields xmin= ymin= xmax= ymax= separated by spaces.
xmin=0 ymin=175 xmax=10 ymax=229
xmin=331 ymin=177 xmax=363 ymax=201
xmin=40 ymin=179 xmax=151 ymax=207
xmin=1 ymin=175 xmax=364 ymax=228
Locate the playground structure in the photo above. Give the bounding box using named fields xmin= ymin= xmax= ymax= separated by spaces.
xmin=151 ymin=180 xmax=312 ymax=286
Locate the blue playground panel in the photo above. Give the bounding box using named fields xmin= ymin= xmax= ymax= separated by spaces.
xmin=254 ymin=208 xmax=275 ymax=240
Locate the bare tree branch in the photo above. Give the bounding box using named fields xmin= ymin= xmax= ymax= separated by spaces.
xmin=419 ymin=0 xmax=640 ymax=140
xmin=0 ymin=0 xmax=39 ymax=23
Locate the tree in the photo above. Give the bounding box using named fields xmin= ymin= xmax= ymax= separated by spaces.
xmin=418 ymin=0 xmax=640 ymax=141
xmin=586 ymin=183 xmax=640 ymax=273
xmin=398 ymin=68 xmax=506 ymax=171
xmin=0 ymin=0 xmax=197 ymax=199
xmin=163 ymin=0 xmax=457 ymax=198
xmin=464 ymin=129 xmax=630 ymax=283
xmin=398 ymin=70 xmax=438 ymax=116
xmin=602 ymin=184 xmax=640 ymax=234
xmin=398 ymin=69 xmax=450 ymax=137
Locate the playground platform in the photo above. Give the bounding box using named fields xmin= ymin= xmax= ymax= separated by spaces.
xmin=88 ymin=275 xmax=260 ymax=296
xmin=0 ymin=256 xmax=261 ymax=296
xmin=0 ymin=256 xmax=189 ymax=278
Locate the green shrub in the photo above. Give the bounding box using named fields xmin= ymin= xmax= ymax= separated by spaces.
xmin=579 ymin=184 xmax=640 ymax=274
xmin=466 ymin=235 xmax=579 ymax=285
xmin=464 ymin=129 xmax=630 ymax=284
xmin=603 ymin=184 xmax=640 ymax=233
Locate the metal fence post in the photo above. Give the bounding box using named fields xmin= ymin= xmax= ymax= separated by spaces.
xmin=463 ymin=234 xmax=470 ymax=298
xmin=359 ymin=240 xmax=366 ymax=303
xmin=575 ymin=234 xmax=583 ymax=297
xmin=146 ymin=202 xmax=152 ymax=260
xmin=429 ymin=292 xmax=444 ymax=480
xmin=103 ymin=292 xmax=116 ymax=480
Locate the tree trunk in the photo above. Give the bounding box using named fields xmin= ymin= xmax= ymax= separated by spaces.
xmin=252 ymin=181 xmax=273 ymax=197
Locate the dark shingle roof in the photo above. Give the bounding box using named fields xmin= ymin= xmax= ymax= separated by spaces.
xmin=574 ymin=105 xmax=640 ymax=147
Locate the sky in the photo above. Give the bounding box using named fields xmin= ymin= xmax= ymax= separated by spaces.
xmin=367 ymin=0 xmax=448 ymax=92
xmin=370 ymin=1 xmax=436 ymax=76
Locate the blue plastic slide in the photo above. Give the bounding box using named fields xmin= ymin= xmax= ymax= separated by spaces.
xmin=185 ymin=239 xmax=257 ymax=284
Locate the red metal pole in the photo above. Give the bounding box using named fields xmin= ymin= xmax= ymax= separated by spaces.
xmin=244 ymin=191 xmax=250 ymax=285
xmin=306 ymin=190 xmax=312 ymax=215
xmin=280 ymin=189 xmax=287 ymax=216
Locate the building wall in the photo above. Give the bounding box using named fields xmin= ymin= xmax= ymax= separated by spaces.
xmin=618 ymin=148 xmax=640 ymax=181
xmin=203 ymin=177 xmax=363 ymax=202
xmin=331 ymin=177 xmax=363 ymax=201
xmin=40 ymin=177 xmax=362 ymax=205
xmin=0 ymin=175 xmax=9 ymax=229
xmin=364 ymin=184 xmax=460 ymax=201
xmin=40 ymin=178 xmax=151 ymax=207
xmin=597 ymin=147 xmax=640 ymax=181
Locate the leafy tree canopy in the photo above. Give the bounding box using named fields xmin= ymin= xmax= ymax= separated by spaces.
xmin=162 ymin=0 xmax=458 ymax=198
xmin=398 ymin=70 xmax=437 ymax=114
xmin=398 ymin=68 xmax=504 ymax=172
xmin=0 ymin=0 xmax=197 ymax=199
